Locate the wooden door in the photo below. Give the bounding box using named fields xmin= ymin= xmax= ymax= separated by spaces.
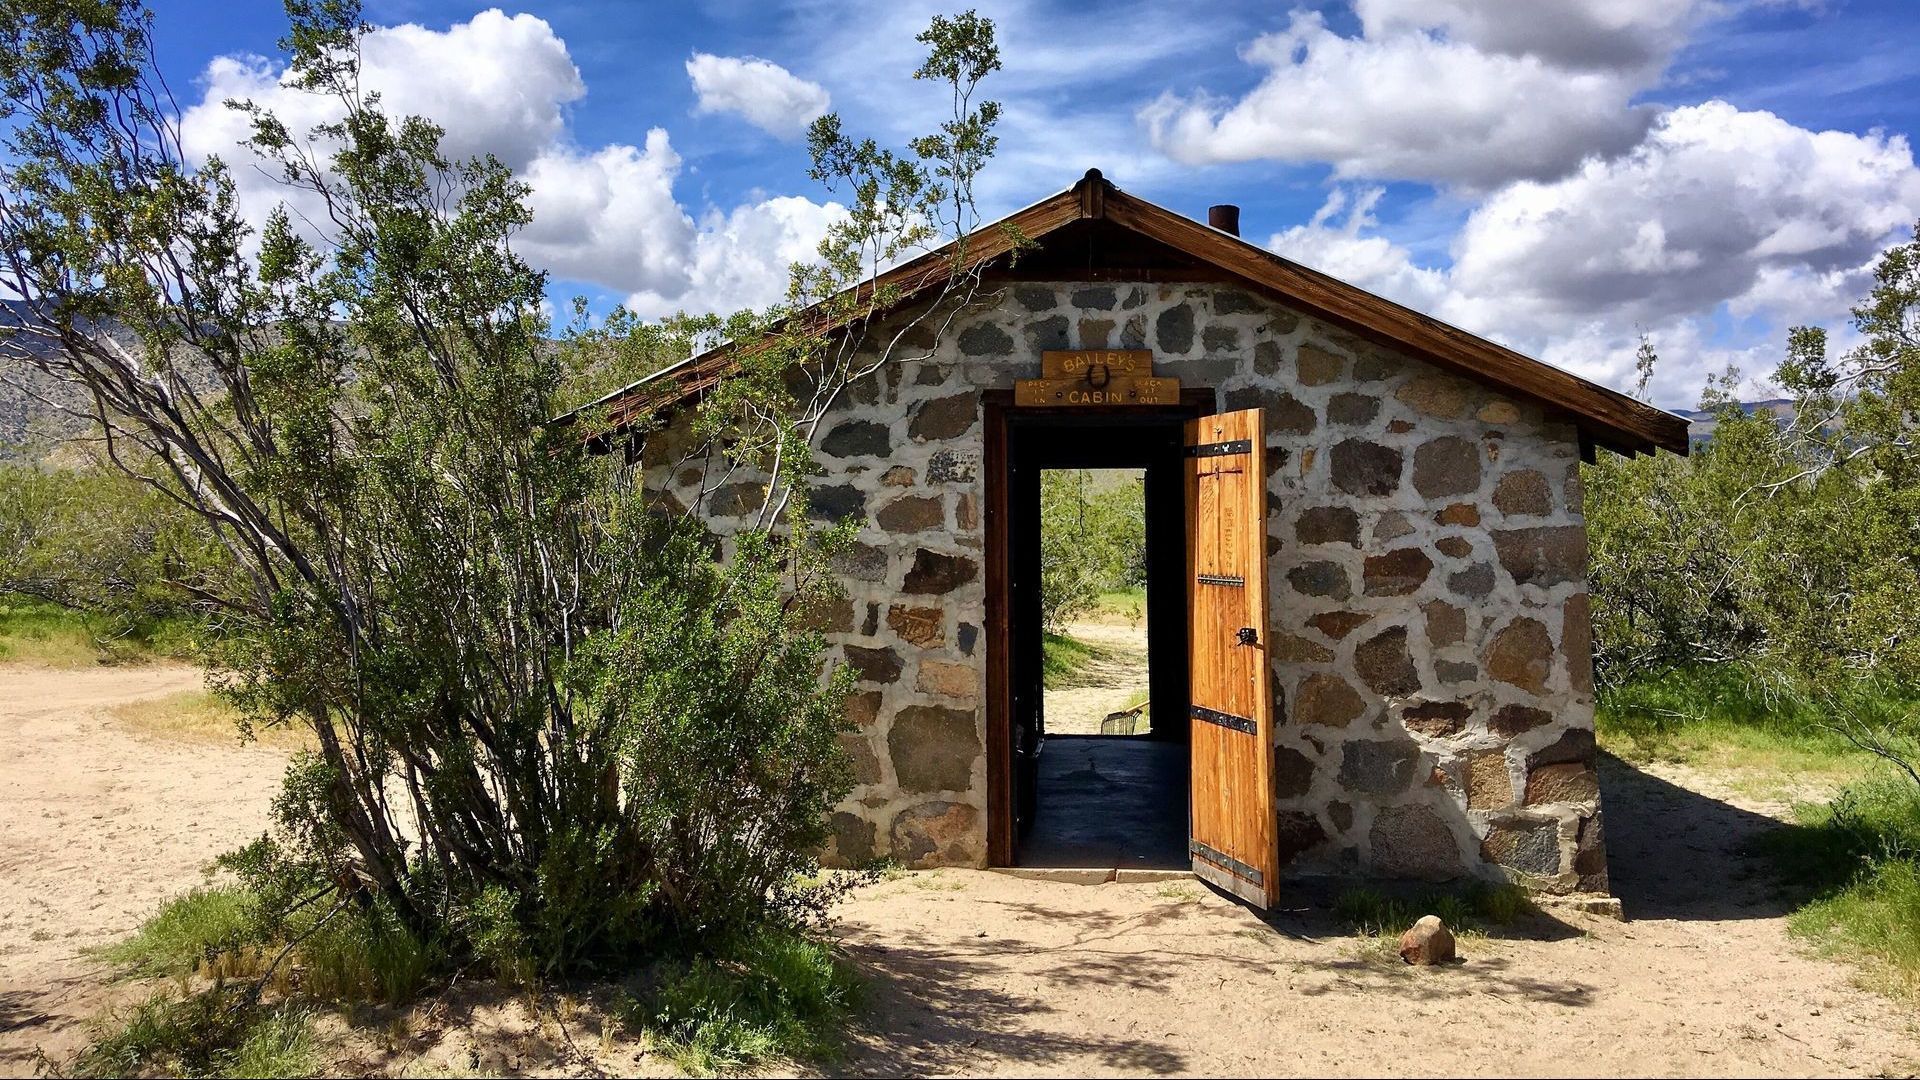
xmin=1185 ymin=407 xmax=1278 ymax=908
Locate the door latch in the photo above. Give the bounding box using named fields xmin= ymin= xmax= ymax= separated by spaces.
xmin=1235 ymin=627 xmax=1258 ymax=647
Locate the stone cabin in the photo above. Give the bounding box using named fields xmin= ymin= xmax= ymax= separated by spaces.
xmin=572 ymin=170 xmax=1689 ymax=905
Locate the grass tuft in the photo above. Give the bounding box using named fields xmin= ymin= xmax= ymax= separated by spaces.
xmin=623 ymin=926 xmax=862 ymax=1076
xmin=0 ymin=598 xmax=193 ymax=666
xmin=98 ymin=886 xmax=260 ymax=979
xmin=1041 ymin=631 xmax=1111 ymax=690
xmin=74 ymin=992 xmax=315 ymax=1079
xmin=108 ymin=689 xmax=313 ymax=749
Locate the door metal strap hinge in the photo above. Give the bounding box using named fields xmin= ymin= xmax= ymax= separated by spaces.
xmin=1186 ymin=438 xmax=1251 ymax=458
xmin=1190 ymin=839 xmax=1265 ymax=885
xmin=1196 ymin=573 xmax=1245 ymax=587
xmin=1190 ymin=704 xmax=1256 ymax=734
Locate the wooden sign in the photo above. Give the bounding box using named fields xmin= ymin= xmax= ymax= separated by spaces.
xmin=1017 ymin=349 xmax=1179 ymax=407
xmin=1041 ymin=350 xmax=1153 ymax=380
xmin=1014 ymin=375 xmax=1182 ymax=407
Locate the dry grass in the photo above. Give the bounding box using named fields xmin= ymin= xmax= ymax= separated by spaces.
xmin=107 ymin=690 xmax=312 ymax=750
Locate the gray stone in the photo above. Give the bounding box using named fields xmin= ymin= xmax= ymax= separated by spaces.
xmin=821 ymin=419 xmax=891 ymax=458
xmin=1013 ymin=286 xmax=1055 ymax=312
xmin=909 ymin=392 xmax=978 ymax=440
xmin=1412 ymin=436 xmax=1482 ymax=498
xmin=1276 ymin=812 xmax=1329 ymax=864
xmin=843 ymin=644 xmax=903 ymax=685
xmin=1275 ymin=745 xmax=1316 ymax=798
xmin=1435 ymin=659 xmax=1479 ymax=684
xmin=1353 ymin=352 xmax=1396 ymax=381
xmin=1119 ymin=315 xmax=1147 ymax=348
xmin=1297 ymin=344 xmax=1345 ymax=386
xmin=1215 ymin=289 xmax=1261 ymax=314
xmin=1363 ymin=547 xmax=1434 ymax=597
xmin=957 ymin=623 xmax=979 ymax=654
xmin=1492 ymin=526 xmax=1588 ymax=588
xmin=903 ymin=549 xmax=978 ymax=594
xmin=807 ymin=484 xmax=867 ymax=522
xmin=888 ymin=705 xmax=979 ymax=793
xmin=1071 ymin=285 xmax=1116 ymax=310
xmin=1355 ymin=625 xmax=1420 ymax=695
xmin=1370 ymin=804 xmax=1464 ymax=879
xmin=1202 ymin=325 xmax=1240 ymax=352
xmin=1423 ymin=601 xmax=1467 ymax=647
xmin=1156 ymin=303 xmax=1195 ymax=354
xmin=1449 ymin=563 xmax=1495 ymax=598
xmin=1494 ymin=470 xmax=1553 ymax=516
xmin=1287 ymin=561 xmax=1351 ymax=600
xmin=1529 ymin=728 xmax=1596 ymax=768
xmin=839 ymin=731 xmax=883 ymax=786
xmin=1328 ymin=392 xmax=1381 ymax=426
xmin=1024 ymin=314 xmax=1070 ymax=350
xmin=829 ymin=811 xmax=877 ymax=867
xmin=1296 ymin=505 xmax=1360 ymax=546
xmin=1331 ymin=439 xmax=1404 ymax=496
xmin=833 ymin=541 xmax=888 ymax=582
xmin=1481 ymin=815 xmax=1562 ymax=876
xmin=1339 ymin=739 xmax=1422 ymax=795
xmin=1374 ymin=511 xmax=1414 ymax=541
xmin=958 ymin=322 xmax=1013 ymax=356
xmin=1223 ymin=386 xmax=1316 ymax=434
xmin=708 ymin=481 xmax=766 ymax=517
xmin=1575 ymin=813 xmax=1608 ymax=891
xmin=1254 ymin=340 xmax=1283 ymax=376
xmin=927 ymin=450 xmax=976 ymax=484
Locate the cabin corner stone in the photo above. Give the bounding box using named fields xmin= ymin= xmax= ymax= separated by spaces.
xmin=642 ymin=280 xmax=1610 ymax=895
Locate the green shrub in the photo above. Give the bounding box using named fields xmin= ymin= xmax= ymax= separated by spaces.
xmin=1767 ymin=777 xmax=1920 ymax=998
xmin=625 ymin=927 xmax=863 ymax=1076
xmin=1596 ymin=666 xmax=1885 ymax=771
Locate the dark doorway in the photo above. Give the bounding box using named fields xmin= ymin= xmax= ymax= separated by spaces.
xmin=989 ymin=400 xmax=1205 ymax=869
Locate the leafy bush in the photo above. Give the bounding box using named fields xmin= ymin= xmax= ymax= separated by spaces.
xmin=624 ymin=926 xmax=863 ymax=1075
xmin=1038 ymin=469 xmax=1145 ymax=631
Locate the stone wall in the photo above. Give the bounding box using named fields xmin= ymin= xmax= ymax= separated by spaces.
xmin=641 ymin=280 xmax=1607 ymax=894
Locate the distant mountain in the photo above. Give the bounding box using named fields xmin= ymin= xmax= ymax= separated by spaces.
xmin=1672 ymin=399 xmax=1799 ymax=447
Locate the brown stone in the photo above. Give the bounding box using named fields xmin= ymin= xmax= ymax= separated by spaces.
xmin=1481 ymin=814 xmax=1562 ymax=877
xmin=843 ymin=644 xmax=903 ymax=685
xmin=1435 ymin=536 xmax=1472 ymax=559
xmin=1466 ymin=751 xmax=1514 ymax=809
xmin=1287 ymin=561 xmax=1351 ymax=599
xmin=1493 ymin=470 xmax=1552 ymax=516
xmin=1402 ymin=699 xmax=1471 ymax=737
xmin=1370 ymin=804 xmax=1463 ymax=879
xmin=1525 ymin=762 xmax=1599 ymax=804
xmin=876 ymin=494 xmax=944 ymax=532
xmin=1486 ymin=617 xmax=1554 ymax=692
xmin=890 ymin=800 xmax=980 ymax=865
xmin=846 ymin=690 xmax=882 ymax=729
xmin=1355 ymin=625 xmax=1420 ymax=696
xmin=1435 ymin=502 xmax=1480 ymax=527
xmin=1364 ymin=547 xmax=1434 ymax=596
xmin=1078 ymin=317 xmax=1114 ymax=348
xmin=918 ymin=659 xmax=978 ymax=702
xmin=808 ymin=484 xmax=867 ymax=522
xmin=909 ymin=392 xmax=978 ymax=440
xmin=1295 ymin=505 xmax=1360 ymax=546
xmin=1331 ymin=439 xmax=1403 ymax=496
xmin=1308 ymin=611 xmax=1372 ymax=640
xmin=798 ymin=595 xmax=856 ymax=634
xmin=1423 ymin=601 xmax=1467 ymax=647
xmin=1353 ymin=351 xmax=1396 ymax=381
xmin=1395 ymin=373 xmax=1471 ymax=419
xmin=887 ymin=605 xmax=944 ymax=647
xmin=1399 ymin=915 xmax=1457 ymax=966
xmin=1564 ymin=592 xmax=1595 ymax=694
xmin=888 ymin=706 xmax=979 ymax=793
xmin=1529 ymin=728 xmax=1597 ymax=768
xmin=881 ymin=465 xmax=916 ymax=486
xmin=828 ymin=811 xmax=877 ymax=867
xmin=1276 ymin=812 xmax=1329 ymax=864
xmin=709 ymin=481 xmax=767 ymax=517
xmin=1296 ymin=344 xmax=1345 ymax=385
xmin=903 ymin=549 xmax=978 ymax=594
xmin=1388 ymin=419 xmax=1415 ymax=434
xmin=955 ymin=493 xmax=979 ymax=531
xmin=1328 ymin=392 xmax=1381 ymax=426
xmin=839 ymin=732 xmax=883 ymax=786
xmin=1272 ymin=633 xmax=1334 ymax=663
xmin=1575 ymin=813 xmax=1608 ymax=892
xmin=1489 ymin=703 xmax=1553 ymax=736
xmin=1478 ymin=399 xmax=1521 ymax=424
xmin=1492 ymin=526 xmax=1587 ymax=587
xmin=1295 ymin=673 xmax=1365 ymax=727
xmin=1412 ymin=436 xmax=1482 ymax=498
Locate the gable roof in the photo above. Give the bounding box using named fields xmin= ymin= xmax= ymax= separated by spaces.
xmin=569 ymin=170 xmax=1689 ymax=457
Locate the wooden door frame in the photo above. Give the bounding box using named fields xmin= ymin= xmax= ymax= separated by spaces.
xmin=982 ymin=387 xmax=1216 ymax=866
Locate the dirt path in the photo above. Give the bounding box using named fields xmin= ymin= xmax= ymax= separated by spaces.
xmin=1045 ymin=620 xmax=1150 ymax=735
xmin=4 ymin=665 xmax=1919 ymax=1077
xmin=0 ymin=663 xmax=286 ymax=1073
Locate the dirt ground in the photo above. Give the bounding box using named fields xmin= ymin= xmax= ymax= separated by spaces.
xmin=1045 ymin=619 xmax=1151 ymax=735
xmin=5 ymin=663 xmax=1920 ymax=1077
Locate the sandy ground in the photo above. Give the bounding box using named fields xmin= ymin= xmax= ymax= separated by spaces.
xmin=1045 ymin=620 xmax=1151 ymax=735
xmin=4 ymin=664 xmax=1920 ymax=1077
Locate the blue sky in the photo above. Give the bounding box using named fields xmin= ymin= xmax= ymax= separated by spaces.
xmin=145 ymin=1 xmax=1920 ymax=408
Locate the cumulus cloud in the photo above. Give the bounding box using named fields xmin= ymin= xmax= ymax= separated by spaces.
xmin=1269 ymin=102 xmax=1920 ymax=405
xmin=686 ymin=53 xmax=831 ymax=139
xmin=177 ymin=10 xmax=839 ymax=318
xmin=1141 ymin=10 xmax=1657 ymax=189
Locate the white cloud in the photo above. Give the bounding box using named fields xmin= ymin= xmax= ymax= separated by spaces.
xmin=1269 ymin=102 xmax=1920 ymax=405
xmin=1141 ymin=10 xmax=1657 ymax=189
xmin=686 ymin=53 xmax=831 ymax=139
xmin=178 ymin=10 xmax=839 ymax=319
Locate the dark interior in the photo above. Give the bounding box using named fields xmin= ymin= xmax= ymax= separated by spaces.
xmin=1005 ymin=408 xmax=1197 ymax=869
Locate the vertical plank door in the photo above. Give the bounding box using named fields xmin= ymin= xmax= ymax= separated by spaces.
xmin=1185 ymin=407 xmax=1278 ymax=908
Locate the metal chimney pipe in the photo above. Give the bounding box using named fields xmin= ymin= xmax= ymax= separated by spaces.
xmin=1208 ymin=204 xmax=1241 ymax=236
